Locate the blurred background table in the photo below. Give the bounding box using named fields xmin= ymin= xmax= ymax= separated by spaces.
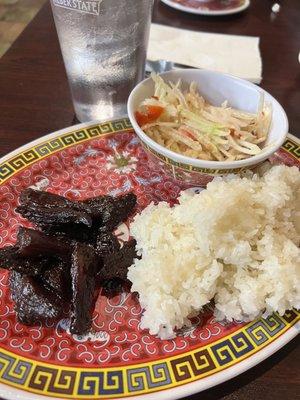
xmin=0 ymin=0 xmax=299 ymax=398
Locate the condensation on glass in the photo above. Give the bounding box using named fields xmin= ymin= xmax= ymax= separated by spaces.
xmin=51 ymin=0 xmax=153 ymax=122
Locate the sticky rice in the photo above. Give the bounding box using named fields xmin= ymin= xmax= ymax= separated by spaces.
xmin=127 ymin=166 xmax=300 ymax=339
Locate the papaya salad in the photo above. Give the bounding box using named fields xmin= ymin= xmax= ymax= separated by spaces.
xmin=135 ymin=74 xmax=272 ymax=162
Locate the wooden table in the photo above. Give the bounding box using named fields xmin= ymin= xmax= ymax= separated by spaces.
xmin=0 ymin=0 xmax=299 ymax=399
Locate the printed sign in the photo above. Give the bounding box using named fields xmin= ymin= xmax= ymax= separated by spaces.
xmin=52 ymin=0 xmax=102 ymax=15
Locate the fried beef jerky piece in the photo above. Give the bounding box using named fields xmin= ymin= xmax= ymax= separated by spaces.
xmin=41 ymin=261 xmax=71 ymax=301
xmin=19 ymin=188 xmax=95 ymax=224
xmin=101 ymin=278 xmax=131 ymax=298
xmin=19 ymin=188 xmax=89 ymax=212
xmin=42 ymin=221 xmax=105 ymax=245
xmin=98 ymin=239 xmax=137 ymax=281
xmin=41 ymin=224 xmax=94 ymax=243
xmin=83 ymin=193 xmax=137 ymax=230
xmin=95 ymin=231 xmax=120 ymax=255
xmin=16 ymin=204 xmax=92 ymax=227
xmin=43 ymin=193 xmax=136 ymax=244
xmin=16 ymin=227 xmax=72 ymax=259
xmin=70 ymin=243 xmax=97 ymax=335
xmin=0 ymin=246 xmax=50 ymax=276
xmin=10 ymin=271 xmax=62 ymax=324
xmin=109 ymin=193 xmax=137 ymax=230
xmin=103 ymin=192 xmax=137 ymax=231
xmin=82 ymin=195 xmax=116 ymax=220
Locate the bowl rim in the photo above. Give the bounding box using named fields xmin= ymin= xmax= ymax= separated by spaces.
xmin=127 ymin=69 xmax=289 ymax=170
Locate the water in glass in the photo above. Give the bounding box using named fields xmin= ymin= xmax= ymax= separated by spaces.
xmin=51 ymin=0 xmax=153 ymax=122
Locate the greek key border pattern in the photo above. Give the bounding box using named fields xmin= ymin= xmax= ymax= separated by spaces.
xmin=0 ymin=118 xmax=133 ymax=185
xmin=282 ymin=138 xmax=300 ymax=159
xmin=141 ymin=137 xmax=300 ymax=175
xmin=0 ymin=310 xmax=298 ymax=398
xmin=0 ymin=124 xmax=298 ymax=185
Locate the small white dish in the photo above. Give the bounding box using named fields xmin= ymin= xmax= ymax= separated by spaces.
xmin=127 ymin=69 xmax=288 ymax=186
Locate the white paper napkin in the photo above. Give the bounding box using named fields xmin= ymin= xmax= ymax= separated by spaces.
xmin=148 ymin=23 xmax=262 ymax=83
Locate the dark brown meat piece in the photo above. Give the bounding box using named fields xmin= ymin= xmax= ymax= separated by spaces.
xmin=70 ymin=243 xmax=97 ymax=335
xmin=41 ymin=224 xmax=94 ymax=243
xmin=98 ymin=239 xmax=137 ymax=281
xmin=109 ymin=193 xmax=137 ymax=229
xmin=41 ymin=261 xmax=71 ymax=301
xmin=18 ymin=189 xmax=136 ymax=231
xmin=101 ymin=278 xmax=132 ymax=298
xmin=6 ymin=189 xmax=138 ymax=331
xmin=19 ymin=188 xmax=88 ymax=212
xmin=16 ymin=204 xmax=92 ymax=227
xmin=83 ymin=192 xmax=137 ymax=230
xmin=10 ymin=271 xmax=62 ymax=324
xmin=16 ymin=227 xmax=72 ymax=259
xmin=82 ymin=195 xmax=115 ymax=220
xmin=0 ymin=246 xmax=50 ymax=276
xmin=95 ymin=231 xmax=120 ymax=255
xmin=42 ymin=190 xmax=136 ymax=242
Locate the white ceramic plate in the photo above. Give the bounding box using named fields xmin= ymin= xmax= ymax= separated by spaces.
xmin=160 ymin=0 xmax=250 ymax=16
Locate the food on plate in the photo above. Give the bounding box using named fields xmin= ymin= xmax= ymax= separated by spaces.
xmin=128 ymin=165 xmax=300 ymax=339
xmin=10 ymin=271 xmax=63 ymax=325
xmin=83 ymin=192 xmax=137 ymax=231
xmin=0 ymin=246 xmax=49 ymax=276
xmin=135 ymin=74 xmax=272 ymax=161
xmin=19 ymin=186 xmax=85 ymax=209
xmin=97 ymin=239 xmax=138 ymax=281
xmin=16 ymin=227 xmax=71 ymax=259
xmin=16 ymin=203 xmax=92 ymax=228
xmin=70 ymin=243 xmax=98 ymax=335
xmin=96 ymin=231 xmax=121 ymax=255
xmin=16 ymin=188 xmax=136 ymax=241
xmin=101 ymin=278 xmax=132 ymax=298
xmin=0 ymin=188 xmax=137 ymax=335
xmin=41 ymin=260 xmax=71 ymax=301
xmin=2 ymin=165 xmax=299 ymax=341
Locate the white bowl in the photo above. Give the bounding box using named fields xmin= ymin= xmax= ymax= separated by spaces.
xmin=127 ymin=69 xmax=288 ymax=186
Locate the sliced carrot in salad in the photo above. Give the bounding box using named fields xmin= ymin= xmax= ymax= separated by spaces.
xmin=179 ymin=128 xmax=197 ymax=141
xmin=135 ymin=105 xmax=164 ymax=126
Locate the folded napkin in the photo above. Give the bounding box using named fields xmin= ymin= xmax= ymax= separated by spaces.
xmin=148 ymin=23 xmax=262 ymax=83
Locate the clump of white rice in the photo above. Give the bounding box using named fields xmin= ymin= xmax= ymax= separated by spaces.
xmin=127 ymin=165 xmax=300 ymax=339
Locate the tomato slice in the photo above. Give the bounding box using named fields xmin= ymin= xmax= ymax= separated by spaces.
xmin=135 ymin=105 xmax=164 ymax=126
xmin=135 ymin=111 xmax=149 ymax=126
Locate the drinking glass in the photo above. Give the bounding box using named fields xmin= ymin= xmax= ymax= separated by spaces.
xmin=50 ymin=0 xmax=153 ymax=122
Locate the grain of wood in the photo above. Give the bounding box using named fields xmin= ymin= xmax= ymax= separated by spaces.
xmin=0 ymin=0 xmax=45 ymax=57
